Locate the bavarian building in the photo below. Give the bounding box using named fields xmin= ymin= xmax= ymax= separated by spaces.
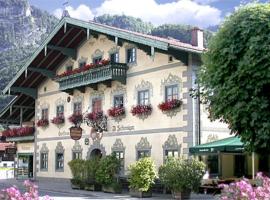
xmin=0 ymin=17 xmax=204 ymax=180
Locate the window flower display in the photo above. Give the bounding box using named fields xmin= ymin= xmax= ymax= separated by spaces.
xmin=158 ymin=99 xmax=182 ymax=112
xmin=131 ymin=105 xmax=152 ymax=116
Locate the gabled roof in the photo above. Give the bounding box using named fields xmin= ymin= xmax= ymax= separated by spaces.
xmin=0 ymin=17 xmax=203 ymax=125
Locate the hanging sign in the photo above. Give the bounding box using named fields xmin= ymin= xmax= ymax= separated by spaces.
xmin=70 ymin=126 xmax=82 ymax=140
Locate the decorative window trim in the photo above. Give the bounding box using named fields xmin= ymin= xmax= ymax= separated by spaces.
xmin=111 ymin=139 xmax=125 ymax=175
xmin=160 ymin=74 xmax=182 ymax=101
xmin=135 ymin=137 xmax=152 ymax=160
xmin=55 ymin=142 xmax=65 ymax=172
xmin=55 ymin=98 xmax=65 ymax=116
xmin=71 ymin=95 xmax=84 ymax=114
xmin=125 ymin=43 xmax=137 ymax=66
xmin=89 ymin=91 xmax=104 ymax=112
xmin=65 ymin=59 xmax=74 ymax=71
xmin=78 ymin=56 xmax=88 ymax=66
xmin=108 ymin=46 xmax=120 ymax=55
xmin=91 ymin=49 xmax=104 ymax=60
xmin=134 ymin=80 xmax=153 ymax=104
xmin=40 ymin=143 xmax=49 ymax=171
xmin=162 ymin=135 xmax=181 ymax=163
xmin=110 ymin=83 xmax=127 ymax=107
xmin=72 ymin=141 xmax=83 ymax=160
xmin=87 ymin=140 xmax=106 ymax=159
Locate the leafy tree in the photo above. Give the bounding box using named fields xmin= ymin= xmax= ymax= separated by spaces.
xmin=198 ymin=3 xmax=270 ymax=152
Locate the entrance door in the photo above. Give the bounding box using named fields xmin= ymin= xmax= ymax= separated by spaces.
xmin=90 ymin=149 xmax=102 ymax=159
xmin=17 ymin=154 xmax=33 ymax=179
xmin=234 ymin=155 xmax=246 ymax=177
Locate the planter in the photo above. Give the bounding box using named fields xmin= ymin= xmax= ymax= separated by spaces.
xmin=172 ymin=191 xmax=191 ymax=200
xmin=102 ymin=185 xmax=122 ymax=194
xmin=71 ymin=183 xmax=80 ymax=190
xmin=84 ymin=183 xmax=102 ymax=191
xmin=130 ymin=188 xmax=152 ymax=198
xmin=70 ymin=179 xmax=84 ymax=190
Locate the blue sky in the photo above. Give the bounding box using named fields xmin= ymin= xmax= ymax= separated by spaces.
xmin=28 ymin=0 xmax=268 ymax=28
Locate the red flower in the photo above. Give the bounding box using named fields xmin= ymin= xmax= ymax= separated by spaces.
xmin=131 ymin=105 xmax=152 ymax=116
xmin=51 ymin=116 xmax=65 ymax=125
xmin=68 ymin=113 xmax=83 ymax=125
xmin=2 ymin=127 xmax=35 ymax=138
xmin=37 ymin=119 xmax=49 ymax=127
xmin=85 ymin=111 xmax=104 ymax=121
xmin=108 ymin=107 xmax=125 ymax=118
xmin=158 ymin=99 xmax=182 ymax=112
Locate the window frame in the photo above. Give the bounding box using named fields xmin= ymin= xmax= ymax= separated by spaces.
xmin=55 ymin=152 xmax=64 ymax=171
xmin=92 ymin=98 xmax=102 ymax=113
xmin=73 ymin=102 xmax=82 ymax=115
xmin=138 ymin=90 xmax=150 ymax=105
xmin=126 ymin=47 xmax=136 ymax=64
xmin=72 ymin=151 xmax=82 ymax=160
xmin=79 ymin=61 xmax=86 ymax=69
xmin=113 ymin=151 xmax=125 ymax=173
xmin=110 ymin=52 xmax=119 ymax=63
xmin=137 ymin=150 xmax=150 ymax=160
xmin=92 ymin=56 xmax=102 ymax=64
xmin=165 ymin=84 xmax=179 ymax=101
xmin=113 ymin=94 xmax=124 ymax=108
xmin=56 ymin=105 xmax=64 ymax=117
xmin=66 ymin=66 xmax=73 ymax=71
xmin=41 ymin=108 xmax=48 ymax=120
xmin=40 ymin=152 xmax=48 ymax=171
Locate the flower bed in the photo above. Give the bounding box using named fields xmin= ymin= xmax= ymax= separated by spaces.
xmin=131 ymin=105 xmax=152 ymax=116
xmin=158 ymin=99 xmax=182 ymax=112
xmin=68 ymin=113 xmax=83 ymax=125
xmin=108 ymin=107 xmax=125 ymax=118
xmin=56 ymin=59 xmax=110 ymax=78
xmin=2 ymin=126 xmax=35 ymax=138
xmin=51 ymin=116 xmax=65 ymax=125
xmin=37 ymin=119 xmax=49 ymax=127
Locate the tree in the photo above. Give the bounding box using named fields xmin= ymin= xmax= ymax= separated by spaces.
xmin=198 ymin=3 xmax=270 ymax=152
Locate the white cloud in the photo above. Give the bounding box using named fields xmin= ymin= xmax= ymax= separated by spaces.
xmin=53 ymin=4 xmax=94 ymax=21
xmin=192 ymin=0 xmax=219 ymax=4
xmin=95 ymin=0 xmax=221 ymax=27
xmin=53 ymin=0 xmax=222 ymax=28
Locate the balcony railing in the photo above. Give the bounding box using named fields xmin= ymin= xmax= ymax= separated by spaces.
xmin=54 ymin=63 xmax=128 ymax=91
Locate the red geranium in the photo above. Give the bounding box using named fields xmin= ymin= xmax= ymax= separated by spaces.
xmin=131 ymin=105 xmax=152 ymax=116
xmin=2 ymin=127 xmax=35 ymax=138
xmin=85 ymin=111 xmax=104 ymax=121
xmin=158 ymin=99 xmax=182 ymax=112
xmin=51 ymin=116 xmax=65 ymax=125
xmin=68 ymin=113 xmax=83 ymax=125
xmin=108 ymin=107 xmax=125 ymax=118
xmin=37 ymin=119 xmax=49 ymax=127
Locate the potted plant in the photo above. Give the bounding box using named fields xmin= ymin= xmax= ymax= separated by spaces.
xmin=84 ymin=158 xmax=102 ymax=191
xmin=128 ymin=157 xmax=157 ymax=198
xmin=68 ymin=159 xmax=86 ymax=189
xmin=96 ymin=154 xmax=122 ymax=193
xmin=159 ymin=157 xmax=205 ymax=199
xmin=36 ymin=119 xmax=49 ymax=127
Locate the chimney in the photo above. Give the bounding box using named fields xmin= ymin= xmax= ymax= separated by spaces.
xmin=191 ymin=27 xmax=204 ymax=48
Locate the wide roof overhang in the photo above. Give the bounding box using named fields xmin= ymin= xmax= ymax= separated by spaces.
xmin=189 ymin=137 xmax=244 ymax=154
xmin=0 ymin=17 xmax=203 ymax=125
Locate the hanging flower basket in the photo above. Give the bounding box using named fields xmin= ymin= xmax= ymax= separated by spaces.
xmin=84 ymin=111 xmax=107 ymax=132
xmin=51 ymin=116 xmax=65 ymax=125
xmin=2 ymin=127 xmax=35 ymax=138
xmin=158 ymin=99 xmax=183 ymax=112
xmin=55 ymin=59 xmax=111 ymax=78
xmin=108 ymin=107 xmax=125 ymax=118
xmin=68 ymin=114 xmax=83 ymax=125
xmin=37 ymin=119 xmax=49 ymax=127
xmin=131 ymin=105 xmax=152 ymax=117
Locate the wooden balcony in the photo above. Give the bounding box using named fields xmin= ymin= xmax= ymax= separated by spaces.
xmin=54 ymin=63 xmax=128 ymax=91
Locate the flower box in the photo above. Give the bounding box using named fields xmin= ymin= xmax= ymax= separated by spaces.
xmin=2 ymin=127 xmax=35 ymax=138
xmin=131 ymin=105 xmax=152 ymax=116
xmin=130 ymin=188 xmax=152 ymax=198
xmin=55 ymin=59 xmax=110 ymax=79
xmin=108 ymin=107 xmax=125 ymax=118
xmin=85 ymin=111 xmax=104 ymax=122
xmin=158 ymin=99 xmax=182 ymax=112
xmin=68 ymin=114 xmax=83 ymax=125
xmin=36 ymin=119 xmax=49 ymax=127
xmin=51 ymin=116 xmax=65 ymax=125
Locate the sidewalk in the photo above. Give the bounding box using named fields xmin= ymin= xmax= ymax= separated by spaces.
xmin=0 ymin=179 xmax=215 ymax=199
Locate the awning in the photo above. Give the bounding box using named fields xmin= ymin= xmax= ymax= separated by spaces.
xmin=189 ymin=137 xmax=244 ymax=154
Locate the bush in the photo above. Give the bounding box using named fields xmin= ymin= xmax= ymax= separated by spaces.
xmin=96 ymin=154 xmax=121 ymax=186
xmin=85 ymin=158 xmax=100 ymax=184
xmin=128 ymin=157 xmax=157 ymax=192
xmin=159 ymin=157 xmax=205 ymax=193
xmin=68 ymin=159 xmax=86 ymax=180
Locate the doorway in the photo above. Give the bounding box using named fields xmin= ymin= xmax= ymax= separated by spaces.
xmin=17 ymin=154 xmax=33 ymax=179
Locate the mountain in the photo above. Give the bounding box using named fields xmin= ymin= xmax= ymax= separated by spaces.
xmin=0 ymin=0 xmax=58 ymax=110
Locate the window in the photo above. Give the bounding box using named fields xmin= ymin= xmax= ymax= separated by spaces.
xmin=234 ymin=155 xmax=246 ymax=177
xmin=165 ymin=85 xmax=178 ymax=101
xmin=40 ymin=153 xmax=48 ymax=170
xmin=137 ymin=150 xmax=150 ymax=160
xmin=73 ymin=102 xmax=82 ymax=115
xmin=114 ymin=151 xmax=124 ymax=171
xmin=56 ymin=105 xmax=64 ymax=117
xmin=66 ymin=66 xmax=73 ymax=71
xmin=93 ymin=56 xmax=102 ymax=64
xmin=138 ymin=90 xmax=149 ymax=105
xmin=165 ymin=150 xmax=179 ymax=158
xmin=72 ymin=152 xmax=82 ymax=160
xmin=126 ymin=48 xmax=136 ymax=63
xmin=79 ymin=61 xmax=86 ymax=68
xmin=114 ymin=95 xmax=124 ymax=108
xmin=56 ymin=153 xmax=64 ymax=170
xmin=207 ymin=155 xmax=219 ymax=175
xmin=110 ymin=52 xmax=119 ymax=63
xmin=41 ymin=108 xmax=48 ymax=120
xmin=92 ymin=98 xmax=102 ymax=113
